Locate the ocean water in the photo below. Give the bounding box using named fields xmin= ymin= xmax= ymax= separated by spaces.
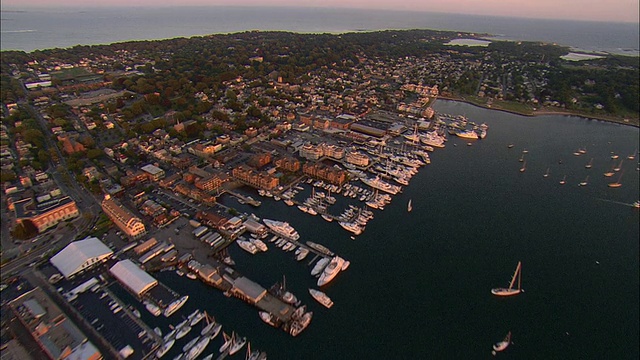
xmin=1 ymin=6 xmax=638 ymax=55
xmin=140 ymin=101 xmax=637 ymax=359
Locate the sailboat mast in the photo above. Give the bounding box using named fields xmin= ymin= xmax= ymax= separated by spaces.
xmin=509 ymin=262 xmax=521 ymax=290
xmin=517 ymin=262 xmax=521 ymax=290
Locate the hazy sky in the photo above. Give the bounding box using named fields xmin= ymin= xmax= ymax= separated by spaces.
xmin=2 ymin=0 xmax=639 ymax=23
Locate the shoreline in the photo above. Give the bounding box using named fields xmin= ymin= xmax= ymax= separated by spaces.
xmin=435 ymin=95 xmax=640 ymax=128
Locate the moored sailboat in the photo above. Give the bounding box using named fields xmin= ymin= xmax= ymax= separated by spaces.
xmin=491 ymin=261 xmax=522 ymax=297
xmin=407 ymin=199 xmax=412 ymax=212
xmin=519 ymin=160 xmax=526 ymax=173
xmin=492 ymin=331 xmax=511 ymax=353
xmin=559 ymin=175 xmax=567 ymax=185
xmin=579 ymin=175 xmax=589 ymax=186
xmin=585 ymin=158 xmax=593 ymax=169
xmin=543 ymin=167 xmax=550 ymax=178
xmin=608 ymin=171 xmax=623 ymax=188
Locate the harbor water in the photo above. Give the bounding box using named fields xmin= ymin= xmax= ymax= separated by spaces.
xmin=149 ymin=101 xmax=638 ymax=359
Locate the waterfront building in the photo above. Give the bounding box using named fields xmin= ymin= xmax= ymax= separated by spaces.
xmin=50 ymin=236 xmax=113 ymax=279
xmin=302 ymin=162 xmax=348 ymax=186
xmin=12 ymin=195 xmax=80 ymax=233
xmin=274 ymin=156 xmax=301 ymax=172
xmin=101 ymin=194 xmax=146 ymax=239
xmin=109 ymin=259 xmax=158 ymax=297
xmin=248 ymin=152 xmax=272 ymax=168
xmin=232 ymin=165 xmax=279 ymax=190
xmin=194 ymin=173 xmax=225 ymax=192
xmin=8 ymin=288 xmax=102 ymax=360
xmin=322 ymin=144 xmax=344 ymax=160
xmin=299 ymin=143 xmax=323 ymax=160
xmin=345 ymin=148 xmax=370 ymax=167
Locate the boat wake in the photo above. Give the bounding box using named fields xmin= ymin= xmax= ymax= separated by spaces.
xmin=596 ymin=198 xmax=637 ymax=207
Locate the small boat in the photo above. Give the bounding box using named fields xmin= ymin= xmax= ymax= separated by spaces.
xmin=519 ymin=161 xmax=526 ymax=173
xmin=156 ymin=338 xmax=175 ymax=358
xmin=585 ymin=158 xmax=593 ymax=169
xmin=219 ymin=332 xmax=232 ymax=353
xmin=507 ymin=144 xmax=515 ymax=149
xmin=175 ymin=323 xmax=192 ymax=340
xmin=407 ymin=199 xmax=412 ymax=212
xmin=185 ymin=335 xmax=210 ymax=360
xmin=543 ymin=167 xmax=550 ymax=178
xmin=259 ymin=311 xmax=279 ymax=327
xmin=228 ymin=332 xmax=247 ymax=356
xmin=189 ymin=310 xmax=205 ymax=326
xmin=559 ymin=175 xmax=566 ymax=185
xmin=186 ymin=272 xmax=197 ymax=280
xmin=309 ymin=288 xmax=334 ymax=308
xmin=613 ymin=159 xmax=623 ymax=172
xmin=633 ymin=201 xmax=640 ymax=208
xmin=492 ymin=331 xmax=511 ymax=353
xmin=627 ymin=149 xmax=637 ymax=160
xmin=608 ymin=171 xmax=623 ymax=188
xmin=611 ymin=154 xmax=619 ymax=159
xmin=518 ymin=154 xmax=525 ymax=163
xmin=182 ymin=336 xmax=200 ymax=352
xmin=491 ymin=261 xmax=522 ymax=297
xmin=176 ymin=269 xmax=184 ymax=276
xmin=579 ymin=176 xmax=589 ymax=186
xmin=341 ymin=260 xmax=350 ymax=271
xmin=208 ymin=323 xmax=222 ymax=339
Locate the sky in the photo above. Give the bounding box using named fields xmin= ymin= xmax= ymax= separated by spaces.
xmin=2 ymin=0 xmax=639 ymax=24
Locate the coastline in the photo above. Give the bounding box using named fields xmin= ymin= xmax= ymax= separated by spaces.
xmin=435 ymin=95 xmax=640 ymax=128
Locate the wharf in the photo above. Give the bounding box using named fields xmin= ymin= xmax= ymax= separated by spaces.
xmin=101 ymin=286 xmax=162 ymax=345
xmin=225 ymin=189 xmax=262 ymax=207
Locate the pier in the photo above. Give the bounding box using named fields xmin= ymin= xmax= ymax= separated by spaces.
xmin=224 ymin=189 xmax=262 ymax=207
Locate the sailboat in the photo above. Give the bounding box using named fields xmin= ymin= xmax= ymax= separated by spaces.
xmin=585 ymin=158 xmax=593 ymax=169
xmin=543 ymin=167 xmax=550 ymax=178
xmin=519 ymin=161 xmax=526 ymax=173
xmin=407 ymin=199 xmax=412 ymax=212
xmin=492 ymin=331 xmax=512 ymax=353
xmin=603 ymin=162 xmax=615 ymax=177
xmin=579 ymin=176 xmax=589 ymax=186
xmin=491 ymin=261 xmax=522 ymax=296
xmin=627 ymin=149 xmax=637 ymax=160
xmin=518 ymin=154 xmax=525 ymax=163
xmin=613 ymin=159 xmax=623 ymax=172
xmin=608 ymin=171 xmax=623 ymax=188
xmin=559 ymin=175 xmax=567 ymax=185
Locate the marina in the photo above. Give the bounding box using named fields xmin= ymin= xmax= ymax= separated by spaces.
xmin=18 ymin=100 xmax=638 ymax=359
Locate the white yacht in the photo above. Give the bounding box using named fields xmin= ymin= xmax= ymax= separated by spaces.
xmin=228 ymin=333 xmax=247 ymax=355
xmin=156 ymin=338 xmax=175 ymax=358
xmin=185 ymin=335 xmax=210 ymax=360
xmin=338 ymin=221 xmax=363 ymax=236
xmin=311 ymin=257 xmax=330 ymax=276
xmin=309 ymin=288 xmax=334 ymax=308
xmin=250 ymin=238 xmax=268 ymax=252
xmin=263 ymin=219 xmax=300 ymax=240
xmin=317 ymin=256 xmax=346 ymax=286
xmin=237 ymin=239 xmax=259 ymax=254
xmin=163 ymin=295 xmax=189 ymax=318
xmin=361 ymin=176 xmax=400 ymax=195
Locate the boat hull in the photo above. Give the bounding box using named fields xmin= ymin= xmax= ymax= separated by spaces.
xmin=490 ymin=288 xmax=521 ymax=296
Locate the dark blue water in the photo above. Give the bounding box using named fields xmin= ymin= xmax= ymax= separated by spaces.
xmin=1 ymin=6 xmax=638 ymax=55
xmin=143 ymin=101 xmax=639 ymax=359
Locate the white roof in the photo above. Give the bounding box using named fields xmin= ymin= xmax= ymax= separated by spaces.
xmin=141 ymin=164 xmax=163 ymax=175
xmin=50 ymin=237 xmax=113 ymax=278
xmin=109 ymin=259 xmax=158 ymax=296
